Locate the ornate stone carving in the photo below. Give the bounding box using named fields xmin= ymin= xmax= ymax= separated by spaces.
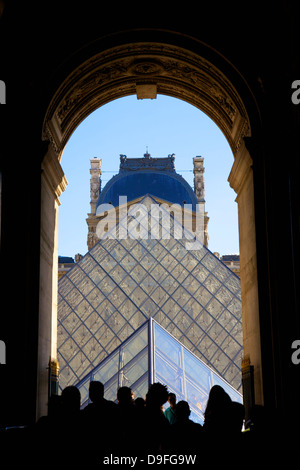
xmin=209 ymin=86 xmax=236 ymax=121
xmin=43 ymin=42 xmax=250 ymax=157
xmin=193 ymin=157 xmax=205 ymax=202
xmin=41 ymin=145 xmax=68 ymax=202
xmin=129 ymin=59 xmax=163 ymax=75
xmin=89 ymin=158 xmax=102 ymax=214
xmin=56 ymin=61 xmax=130 ymax=125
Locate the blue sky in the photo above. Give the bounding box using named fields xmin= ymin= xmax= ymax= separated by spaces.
xmin=58 ymin=95 xmax=239 ymax=258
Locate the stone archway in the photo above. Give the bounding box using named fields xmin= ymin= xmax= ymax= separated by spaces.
xmin=39 ymin=35 xmax=261 ymax=418
xmin=42 ymin=42 xmax=250 ymax=158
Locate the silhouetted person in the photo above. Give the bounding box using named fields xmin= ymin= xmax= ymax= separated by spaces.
xmin=83 ymin=380 xmax=116 ymax=418
xmin=114 ymin=386 xmax=139 ymax=453
xmin=134 ymin=397 xmax=145 ymax=410
xmin=57 ymin=386 xmax=83 ymax=448
xmin=167 ymin=400 xmax=203 ymax=453
xmin=61 ymin=385 xmax=81 ymax=413
xmin=89 ymin=380 xmax=105 ymax=403
xmin=203 ymin=385 xmax=232 ymax=448
xmin=117 ymin=386 xmax=134 ymax=406
xmin=81 ymin=380 xmax=116 ymax=450
xmin=164 ymin=392 xmax=177 ymax=424
xmin=141 ymin=383 xmax=170 ymax=453
xmin=33 ymin=394 xmax=63 ymax=448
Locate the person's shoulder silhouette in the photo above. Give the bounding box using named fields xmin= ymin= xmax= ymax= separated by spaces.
xmin=167 ymin=400 xmax=203 ymax=452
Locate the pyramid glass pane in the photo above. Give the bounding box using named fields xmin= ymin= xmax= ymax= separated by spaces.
xmin=152 ymin=320 xmax=242 ymax=424
xmin=58 ymin=195 xmax=243 ymax=394
xmin=75 ymin=319 xmax=242 ymax=425
xmin=76 ymin=322 xmax=149 ymax=408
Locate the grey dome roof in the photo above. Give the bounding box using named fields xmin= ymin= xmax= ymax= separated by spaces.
xmin=96 ymin=153 xmax=199 ymax=212
xmin=96 ymin=169 xmax=199 ymax=211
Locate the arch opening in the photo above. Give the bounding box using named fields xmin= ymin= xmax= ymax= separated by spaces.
xmin=39 ymin=37 xmax=262 ymax=420
xmin=58 ymin=94 xmax=239 ymax=258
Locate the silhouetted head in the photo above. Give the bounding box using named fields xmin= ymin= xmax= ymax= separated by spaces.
xmin=89 ymin=381 xmax=104 ymax=403
xmin=204 ymin=385 xmax=232 ymax=426
xmin=134 ymin=397 xmax=145 ymax=409
xmin=168 ymin=392 xmax=176 ymax=408
xmin=146 ymin=383 xmax=169 ymax=408
xmin=176 ymin=400 xmax=191 ymax=421
xmin=61 ymin=386 xmax=81 ymax=414
xmin=117 ymin=386 xmax=133 ymax=406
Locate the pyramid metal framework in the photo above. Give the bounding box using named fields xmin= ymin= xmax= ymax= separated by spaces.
xmin=75 ymin=318 xmax=242 ymax=424
xmin=57 ymin=195 xmax=243 ymax=394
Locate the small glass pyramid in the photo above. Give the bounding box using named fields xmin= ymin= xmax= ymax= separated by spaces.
xmin=58 ymin=195 xmax=243 ymax=394
xmin=75 ymin=318 xmax=242 ymax=424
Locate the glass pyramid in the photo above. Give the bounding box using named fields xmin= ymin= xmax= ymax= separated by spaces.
xmin=75 ymin=318 xmax=242 ymax=425
xmin=57 ymin=195 xmax=243 ymax=394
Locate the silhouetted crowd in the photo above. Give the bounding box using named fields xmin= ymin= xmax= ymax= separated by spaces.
xmin=2 ymin=382 xmax=281 ymax=453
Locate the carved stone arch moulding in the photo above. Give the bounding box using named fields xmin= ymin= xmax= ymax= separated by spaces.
xmin=42 ymin=42 xmax=251 ymax=159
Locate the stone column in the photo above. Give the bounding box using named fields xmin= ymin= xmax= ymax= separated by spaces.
xmin=38 ymin=145 xmax=67 ymax=418
xmin=89 ymin=158 xmax=102 ymax=214
xmin=193 ymin=156 xmax=209 ymax=247
xmin=87 ymin=158 xmax=101 ymax=250
xmin=228 ymin=142 xmax=263 ymax=405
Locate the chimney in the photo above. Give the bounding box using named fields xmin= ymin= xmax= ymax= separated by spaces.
xmin=193 ymin=156 xmax=209 ymax=247
xmin=89 ymin=158 xmax=102 ymax=215
xmin=193 ymin=156 xmax=205 ymax=202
